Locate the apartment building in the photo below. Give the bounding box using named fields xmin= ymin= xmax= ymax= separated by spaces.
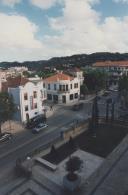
xmin=7 ymin=76 xmax=46 ymax=122
xmin=44 ymin=72 xmax=80 ymax=104
xmin=93 ymin=60 xmax=128 ymax=87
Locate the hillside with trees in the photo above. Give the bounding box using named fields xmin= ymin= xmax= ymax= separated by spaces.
xmin=1 ymin=52 xmax=128 ymax=70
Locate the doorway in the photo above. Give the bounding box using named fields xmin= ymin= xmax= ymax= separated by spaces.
xmin=62 ymin=95 xmax=66 ymax=103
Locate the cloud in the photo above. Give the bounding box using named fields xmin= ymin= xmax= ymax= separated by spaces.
xmin=30 ymin=0 xmax=59 ymax=9
xmin=0 ymin=13 xmax=44 ymax=61
xmin=1 ymin=0 xmax=21 ymax=7
xmin=1 ymin=0 xmax=128 ymax=61
xmin=45 ymin=0 xmax=128 ymax=56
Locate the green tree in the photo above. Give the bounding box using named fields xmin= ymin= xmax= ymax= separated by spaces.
xmin=118 ymin=75 xmax=128 ymax=108
xmin=89 ymin=96 xmax=99 ymax=136
xmin=80 ymin=84 xmax=88 ymax=96
xmin=0 ymin=92 xmax=16 ymax=134
xmin=84 ymin=69 xmax=108 ymax=92
xmin=65 ymin=156 xmax=83 ymax=181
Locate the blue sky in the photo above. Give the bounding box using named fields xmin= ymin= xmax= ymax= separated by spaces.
xmin=0 ymin=0 xmax=128 ymax=62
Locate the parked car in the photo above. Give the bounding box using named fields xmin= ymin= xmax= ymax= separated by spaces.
xmin=102 ymin=91 xmax=110 ymax=96
xmin=32 ymin=123 xmax=48 ymax=133
xmin=26 ymin=114 xmax=46 ymax=129
xmin=0 ymin=132 xmax=13 ymax=142
xmin=72 ymin=103 xmax=84 ymax=111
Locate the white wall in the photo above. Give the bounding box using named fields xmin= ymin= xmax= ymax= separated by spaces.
xmin=9 ymin=81 xmax=46 ymax=122
xmin=45 ymin=77 xmax=80 ymax=104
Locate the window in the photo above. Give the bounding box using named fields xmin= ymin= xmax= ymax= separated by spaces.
xmin=74 ymin=93 xmax=78 ymax=99
xmin=63 ymin=85 xmax=65 ymax=91
xmin=33 ymin=103 xmax=37 ymax=109
xmin=24 ymin=93 xmax=28 ymax=100
xmin=59 ymin=85 xmax=62 ymax=91
xmin=70 ymin=94 xmax=73 ymax=100
xmin=54 ymin=84 xmax=56 ymax=90
xmin=48 ymin=84 xmax=50 ymax=90
xmin=25 ymin=105 xmax=28 ymax=111
xmin=43 ymin=83 xmax=45 ymax=88
xmin=74 ymin=83 xmax=78 ymax=88
xmin=33 ymin=91 xmax=37 ymax=98
xmin=47 ymin=94 xmax=52 ymax=100
xmin=66 ymin=85 xmax=68 ymax=91
xmin=70 ymin=84 xmax=72 ymax=89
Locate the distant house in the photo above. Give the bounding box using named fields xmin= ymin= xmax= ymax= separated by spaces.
xmin=7 ymin=76 xmax=46 ymax=122
xmin=93 ymin=60 xmax=128 ymax=87
xmin=66 ymin=67 xmax=84 ymax=85
xmin=44 ymin=72 xmax=80 ymax=104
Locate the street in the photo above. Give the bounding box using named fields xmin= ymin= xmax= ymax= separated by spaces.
xmin=0 ymin=90 xmax=119 ymax=187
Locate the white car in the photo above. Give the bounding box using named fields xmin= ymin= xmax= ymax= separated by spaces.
xmin=0 ymin=132 xmax=13 ymax=142
xmin=32 ymin=123 xmax=48 ymax=133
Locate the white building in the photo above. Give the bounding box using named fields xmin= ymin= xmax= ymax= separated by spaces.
xmin=44 ymin=72 xmax=80 ymax=104
xmin=8 ymin=76 xmax=46 ymax=122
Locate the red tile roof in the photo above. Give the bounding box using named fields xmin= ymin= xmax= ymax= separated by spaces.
xmin=6 ymin=76 xmax=29 ymax=88
xmin=44 ymin=73 xmax=74 ymax=82
xmin=93 ymin=61 xmax=128 ymax=67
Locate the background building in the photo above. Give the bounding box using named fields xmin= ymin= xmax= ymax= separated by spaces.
xmin=93 ymin=60 xmax=128 ymax=87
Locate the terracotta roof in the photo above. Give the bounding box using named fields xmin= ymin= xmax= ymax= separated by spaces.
xmin=44 ymin=73 xmax=74 ymax=82
xmin=6 ymin=76 xmax=29 ymax=88
xmin=93 ymin=61 xmax=128 ymax=67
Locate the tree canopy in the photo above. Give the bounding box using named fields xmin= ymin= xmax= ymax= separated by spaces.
xmin=0 ymin=92 xmax=16 ymax=133
xmin=118 ymin=75 xmax=128 ymax=108
xmin=84 ymin=69 xmax=108 ymax=92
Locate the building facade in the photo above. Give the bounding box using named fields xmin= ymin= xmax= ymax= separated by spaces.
xmin=8 ymin=77 xmax=46 ymax=122
xmin=44 ymin=72 xmax=80 ymax=104
xmin=93 ymin=60 xmax=128 ymax=87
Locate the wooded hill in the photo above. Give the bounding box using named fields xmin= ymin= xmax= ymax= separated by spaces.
xmin=1 ymin=52 xmax=128 ymax=70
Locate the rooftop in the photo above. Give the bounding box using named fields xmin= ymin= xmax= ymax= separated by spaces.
xmin=7 ymin=76 xmax=29 ymax=88
xmin=93 ymin=60 xmax=128 ymax=67
xmin=44 ymin=72 xmax=74 ymax=82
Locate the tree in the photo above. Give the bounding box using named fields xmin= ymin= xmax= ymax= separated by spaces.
xmin=111 ymin=102 xmax=115 ymax=122
xmin=118 ymin=75 xmax=128 ymax=108
xmin=89 ymin=96 xmax=99 ymax=136
xmin=0 ymin=92 xmax=16 ymax=134
xmin=106 ymin=100 xmax=109 ymax=122
xmin=84 ymin=69 xmax=108 ymax=92
xmin=65 ymin=156 xmax=83 ymax=181
xmin=80 ymin=84 xmax=88 ymax=96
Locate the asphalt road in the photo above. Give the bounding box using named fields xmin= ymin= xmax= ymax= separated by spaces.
xmin=0 ymin=90 xmax=119 ymax=187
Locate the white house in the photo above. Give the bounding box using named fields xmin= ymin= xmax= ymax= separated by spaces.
xmin=8 ymin=76 xmax=46 ymax=122
xmin=44 ymin=72 xmax=80 ymax=104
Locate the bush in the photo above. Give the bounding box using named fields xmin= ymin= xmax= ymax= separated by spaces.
xmin=65 ymin=156 xmax=83 ymax=181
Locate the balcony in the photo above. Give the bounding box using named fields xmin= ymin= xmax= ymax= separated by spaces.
xmin=57 ymin=90 xmax=70 ymax=93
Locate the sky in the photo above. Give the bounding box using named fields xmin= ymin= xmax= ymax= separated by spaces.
xmin=0 ymin=0 xmax=128 ymax=62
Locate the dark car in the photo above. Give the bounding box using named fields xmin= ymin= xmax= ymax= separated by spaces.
xmin=102 ymin=91 xmax=110 ymax=96
xmin=26 ymin=114 xmax=46 ymax=129
xmin=72 ymin=103 xmax=84 ymax=111
xmin=0 ymin=132 xmax=13 ymax=142
xmin=32 ymin=123 xmax=48 ymax=133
